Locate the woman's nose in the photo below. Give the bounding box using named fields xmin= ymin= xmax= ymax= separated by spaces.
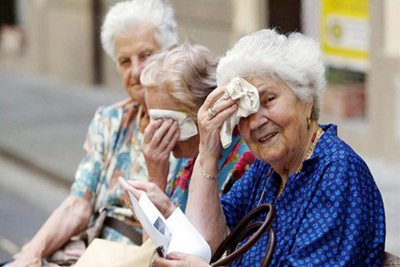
xmin=131 ymin=57 xmax=143 ymax=78
xmin=248 ymin=110 xmax=267 ymax=130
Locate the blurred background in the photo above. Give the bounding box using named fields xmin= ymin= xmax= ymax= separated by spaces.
xmin=0 ymin=0 xmax=399 ymax=260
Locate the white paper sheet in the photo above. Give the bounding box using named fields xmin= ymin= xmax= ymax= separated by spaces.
xmin=129 ymin=192 xmax=211 ymax=263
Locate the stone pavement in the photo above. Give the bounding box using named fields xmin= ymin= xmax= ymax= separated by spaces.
xmin=0 ymin=65 xmax=398 ymax=255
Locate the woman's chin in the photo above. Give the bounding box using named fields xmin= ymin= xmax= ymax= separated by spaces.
xmin=172 ymin=149 xmax=192 ymax=159
xmin=127 ymin=88 xmax=145 ymax=104
xmin=172 ymin=149 xmax=181 ymax=159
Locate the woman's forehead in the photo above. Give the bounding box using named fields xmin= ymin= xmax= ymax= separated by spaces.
xmin=246 ymin=76 xmax=284 ymax=90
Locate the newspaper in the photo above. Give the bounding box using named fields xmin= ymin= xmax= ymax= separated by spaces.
xmin=128 ymin=192 xmax=212 ymax=263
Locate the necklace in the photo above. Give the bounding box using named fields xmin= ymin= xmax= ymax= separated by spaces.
xmin=295 ymin=125 xmax=324 ymax=173
xmin=258 ymin=125 xmax=324 ymax=205
xmin=257 ymin=169 xmax=273 ymax=206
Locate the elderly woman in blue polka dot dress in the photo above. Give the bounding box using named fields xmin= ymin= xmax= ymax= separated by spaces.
xmin=145 ymin=29 xmax=386 ymax=267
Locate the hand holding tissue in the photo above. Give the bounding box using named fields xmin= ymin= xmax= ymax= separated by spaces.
xmin=149 ymin=109 xmax=198 ymax=141
xmin=219 ymin=77 xmax=259 ymax=148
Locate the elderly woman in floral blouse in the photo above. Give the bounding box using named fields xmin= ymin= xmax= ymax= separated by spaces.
xmin=9 ymin=1 xmax=178 ymax=266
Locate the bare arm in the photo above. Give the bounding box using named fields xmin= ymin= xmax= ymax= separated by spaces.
xmin=11 ymin=195 xmax=92 ymax=267
xmin=185 ymin=87 xmax=238 ymax=254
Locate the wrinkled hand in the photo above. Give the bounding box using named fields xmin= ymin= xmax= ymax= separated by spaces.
xmin=153 ymin=252 xmax=211 ymax=267
xmin=119 ymin=178 xmax=176 ymax=219
xmin=142 ymin=119 xmax=179 ymax=189
xmin=197 ymin=86 xmax=238 ymax=160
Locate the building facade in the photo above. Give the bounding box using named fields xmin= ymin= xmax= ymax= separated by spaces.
xmin=0 ymin=0 xmax=399 ymax=162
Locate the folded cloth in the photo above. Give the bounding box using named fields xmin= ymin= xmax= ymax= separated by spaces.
xmin=218 ymin=77 xmax=260 ymax=148
xmin=148 ymin=109 xmax=198 ymax=141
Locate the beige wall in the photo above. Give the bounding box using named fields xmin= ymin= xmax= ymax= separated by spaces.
xmin=368 ymin=0 xmax=400 ymax=160
xmin=5 ymin=0 xmax=400 ymax=160
xmin=102 ymin=0 xmax=237 ymax=92
xmin=26 ymin=0 xmax=94 ymax=86
xmin=170 ymin=0 xmax=233 ymax=55
xmin=384 ymin=0 xmax=400 ymax=58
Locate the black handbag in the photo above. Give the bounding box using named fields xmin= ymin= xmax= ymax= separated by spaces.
xmin=211 ymin=203 xmax=276 ymax=267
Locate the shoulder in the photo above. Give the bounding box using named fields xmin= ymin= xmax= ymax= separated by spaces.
xmin=317 ymin=124 xmax=371 ymax=176
xmin=313 ymin=124 xmax=381 ymax=197
xmin=89 ymin=98 xmax=139 ymax=131
xmin=94 ymin=98 xmax=138 ymax=119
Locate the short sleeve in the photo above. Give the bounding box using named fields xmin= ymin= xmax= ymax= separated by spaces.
xmin=70 ymin=106 xmax=107 ymax=205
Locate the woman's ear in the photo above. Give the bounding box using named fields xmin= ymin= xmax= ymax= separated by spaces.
xmin=306 ymin=99 xmax=314 ymax=119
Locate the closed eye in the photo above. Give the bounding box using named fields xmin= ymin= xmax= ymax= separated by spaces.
xmin=118 ymin=58 xmax=130 ymax=66
xmin=261 ymin=96 xmax=275 ymax=105
xmin=139 ymin=50 xmax=153 ymax=61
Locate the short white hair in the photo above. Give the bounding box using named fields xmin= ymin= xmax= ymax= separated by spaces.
xmin=217 ymin=29 xmax=326 ymax=120
xmin=101 ymin=0 xmax=178 ymax=62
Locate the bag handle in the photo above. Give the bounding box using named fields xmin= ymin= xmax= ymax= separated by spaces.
xmin=211 ymin=203 xmax=276 ymax=267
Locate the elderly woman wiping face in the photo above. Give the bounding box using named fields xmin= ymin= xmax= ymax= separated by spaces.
xmin=128 ymin=41 xmax=249 ymax=214
xmin=134 ymin=29 xmax=385 ymax=267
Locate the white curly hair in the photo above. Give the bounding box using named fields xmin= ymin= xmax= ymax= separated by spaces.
xmin=101 ymin=0 xmax=178 ymax=63
xmin=217 ymin=29 xmax=326 ymax=120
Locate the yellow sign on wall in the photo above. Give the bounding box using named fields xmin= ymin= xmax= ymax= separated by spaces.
xmin=320 ymin=0 xmax=370 ymax=70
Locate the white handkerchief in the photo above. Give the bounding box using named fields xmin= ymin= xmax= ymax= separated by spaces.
xmin=219 ymin=77 xmax=260 ymax=148
xmin=149 ymin=109 xmax=198 ymax=141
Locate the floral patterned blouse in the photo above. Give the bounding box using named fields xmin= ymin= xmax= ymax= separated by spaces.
xmin=71 ymin=98 xmax=149 ymax=244
xmin=166 ymin=128 xmax=250 ymax=212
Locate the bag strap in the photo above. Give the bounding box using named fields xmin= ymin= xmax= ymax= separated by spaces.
xmin=103 ymin=216 xmax=143 ymax=245
xmin=211 ymin=203 xmax=276 ymax=267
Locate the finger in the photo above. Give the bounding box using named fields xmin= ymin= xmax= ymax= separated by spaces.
xmin=153 ymin=119 xmax=175 ymax=143
xmin=145 ymin=119 xmax=174 ymax=148
xmin=121 ymin=189 xmax=140 ymax=220
xmin=118 ymin=177 xmax=142 ymax=200
xmin=202 ymin=87 xmax=225 ymax=110
xmin=165 ymin=252 xmax=189 ymax=260
xmin=165 ymin=253 xmax=208 ymax=266
xmin=167 ymin=129 xmax=180 ymax=151
xmin=210 ymin=97 xmax=239 ymax=117
xmin=143 ymin=119 xmax=163 ymax=144
xmin=160 ymin=120 xmax=179 ymax=149
xmin=211 ymin=100 xmax=238 ymax=124
xmin=153 ymin=256 xmax=182 ymax=267
xmin=127 ymin=180 xmax=162 ymax=195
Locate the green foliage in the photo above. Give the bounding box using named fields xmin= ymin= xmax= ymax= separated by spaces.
xmin=326 ymin=67 xmax=365 ymax=85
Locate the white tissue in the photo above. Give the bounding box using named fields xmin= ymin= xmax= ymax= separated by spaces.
xmin=149 ymin=109 xmax=198 ymax=141
xmin=219 ymin=77 xmax=260 ymax=148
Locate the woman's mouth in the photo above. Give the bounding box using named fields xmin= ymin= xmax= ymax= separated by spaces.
xmin=131 ymin=82 xmax=140 ymax=87
xmin=259 ymin=132 xmax=277 ymax=142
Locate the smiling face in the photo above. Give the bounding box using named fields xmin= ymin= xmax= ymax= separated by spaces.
xmin=238 ymin=75 xmax=313 ymax=171
xmin=145 ymin=86 xmax=199 ymax=159
xmin=115 ymin=23 xmax=161 ymax=106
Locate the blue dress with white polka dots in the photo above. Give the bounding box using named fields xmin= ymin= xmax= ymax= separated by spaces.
xmin=220 ymin=124 xmax=385 ymax=267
